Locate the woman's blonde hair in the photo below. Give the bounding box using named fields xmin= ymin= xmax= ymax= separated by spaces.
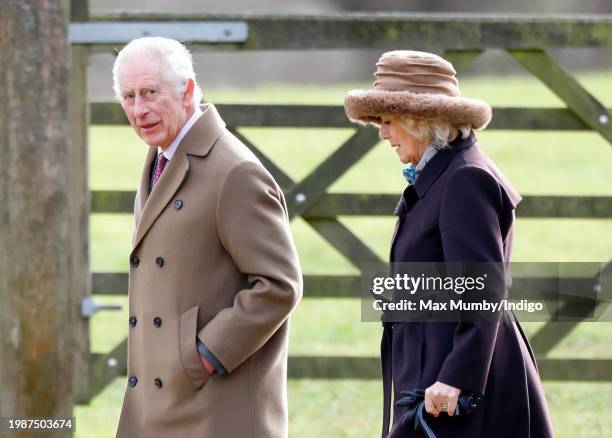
xmin=398 ymin=117 xmax=471 ymax=149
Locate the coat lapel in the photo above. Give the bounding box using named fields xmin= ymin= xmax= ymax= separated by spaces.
xmin=131 ymin=103 xmax=226 ymax=251
xmin=389 ymin=133 xmax=475 ymax=262
xmin=132 ymin=149 xmax=189 ymax=250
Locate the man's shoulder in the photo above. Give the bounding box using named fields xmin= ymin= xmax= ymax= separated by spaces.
xmin=187 ymin=128 xmax=277 ymax=192
xmin=208 ymin=129 xmax=262 ymax=168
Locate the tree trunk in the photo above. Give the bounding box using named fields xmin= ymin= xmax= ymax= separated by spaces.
xmin=0 ymin=1 xmax=79 ymax=436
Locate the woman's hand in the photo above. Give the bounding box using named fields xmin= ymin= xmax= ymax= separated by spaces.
xmin=424 ymin=381 xmax=461 ymax=417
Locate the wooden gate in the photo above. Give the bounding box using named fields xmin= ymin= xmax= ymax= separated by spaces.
xmin=69 ymin=2 xmax=612 ymax=402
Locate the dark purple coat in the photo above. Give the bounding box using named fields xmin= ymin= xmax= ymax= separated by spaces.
xmin=382 ymin=133 xmax=554 ymax=437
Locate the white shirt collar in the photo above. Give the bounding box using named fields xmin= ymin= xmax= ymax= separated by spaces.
xmin=157 ymin=106 xmax=203 ymax=160
xmin=415 ymin=145 xmax=440 ymax=173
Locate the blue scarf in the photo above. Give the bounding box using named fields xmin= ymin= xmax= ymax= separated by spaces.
xmin=402 ymin=145 xmax=440 ymax=185
xmin=402 ymin=166 xmax=418 ymax=185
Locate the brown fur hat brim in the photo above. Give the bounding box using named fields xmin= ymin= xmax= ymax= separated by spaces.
xmin=344 ymin=89 xmax=492 ymax=130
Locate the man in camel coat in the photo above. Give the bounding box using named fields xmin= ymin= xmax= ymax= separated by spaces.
xmin=112 ymin=37 xmax=302 ymax=437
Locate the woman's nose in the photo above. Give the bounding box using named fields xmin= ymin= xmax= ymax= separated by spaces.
xmin=379 ymin=126 xmax=388 ymax=140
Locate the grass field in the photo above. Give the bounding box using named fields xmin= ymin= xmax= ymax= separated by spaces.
xmin=77 ymin=73 xmax=612 ymax=437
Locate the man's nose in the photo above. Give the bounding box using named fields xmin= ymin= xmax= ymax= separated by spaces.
xmin=134 ymin=95 xmax=149 ymax=119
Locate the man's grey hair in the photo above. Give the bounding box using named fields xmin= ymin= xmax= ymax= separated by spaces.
xmin=398 ymin=117 xmax=471 ymax=149
xmin=112 ymin=36 xmax=202 ymax=106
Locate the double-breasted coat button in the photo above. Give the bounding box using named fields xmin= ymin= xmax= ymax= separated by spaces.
xmin=154 ymin=378 xmax=163 ymax=388
xmin=128 ymin=376 xmax=138 ymax=387
xmin=155 ymin=256 xmax=164 ymax=267
xmin=129 ymin=316 xmax=137 ymax=327
xmin=173 ymin=199 xmax=183 ymax=210
xmin=153 ymin=316 xmax=162 ymax=327
xmin=130 ymin=255 xmax=140 ymax=267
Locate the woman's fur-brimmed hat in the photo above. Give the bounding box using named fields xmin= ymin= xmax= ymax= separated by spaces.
xmin=344 ymin=51 xmax=492 ymax=129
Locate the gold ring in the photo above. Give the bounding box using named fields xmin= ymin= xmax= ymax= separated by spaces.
xmin=440 ymin=404 xmax=448 ymax=412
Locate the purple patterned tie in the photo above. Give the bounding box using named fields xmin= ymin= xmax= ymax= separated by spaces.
xmin=151 ymin=154 xmax=168 ymax=188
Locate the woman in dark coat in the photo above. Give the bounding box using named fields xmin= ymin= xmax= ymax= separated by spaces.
xmin=344 ymin=51 xmax=554 ymax=438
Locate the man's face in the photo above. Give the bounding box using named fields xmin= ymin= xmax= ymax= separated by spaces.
xmin=118 ymin=57 xmax=191 ymax=149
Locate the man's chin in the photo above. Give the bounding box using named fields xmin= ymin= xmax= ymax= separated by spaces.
xmin=140 ymin=134 xmax=160 ymax=147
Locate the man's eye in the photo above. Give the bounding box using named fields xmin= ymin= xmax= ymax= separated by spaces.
xmin=145 ymin=89 xmax=157 ymax=96
xmin=124 ymin=93 xmax=134 ymax=100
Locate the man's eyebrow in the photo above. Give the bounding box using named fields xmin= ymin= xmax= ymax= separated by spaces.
xmin=121 ymin=82 xmax=159 ymax=93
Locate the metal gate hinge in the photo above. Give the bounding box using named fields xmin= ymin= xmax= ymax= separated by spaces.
xmin=81 ymin=297 xmax=122 ymax=318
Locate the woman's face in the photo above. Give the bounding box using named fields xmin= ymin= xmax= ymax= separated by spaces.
xmin=378 ymin=117 xmax=426 ymax=165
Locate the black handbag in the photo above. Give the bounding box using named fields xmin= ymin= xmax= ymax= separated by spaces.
xmin=387 ymin=389 xmax=481 ymax=438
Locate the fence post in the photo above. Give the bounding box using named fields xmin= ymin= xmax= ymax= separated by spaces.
xmin=69 ymin=0 xmax=92 ymax=404
xmin=0 ymin=0 xmax=79 ymax=433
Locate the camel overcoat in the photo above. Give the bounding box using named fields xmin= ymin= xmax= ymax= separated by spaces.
xmin=116 ymin=104 xmax=302 ymax=438
xmin=383 ymin=133 xmax=554 ymax=437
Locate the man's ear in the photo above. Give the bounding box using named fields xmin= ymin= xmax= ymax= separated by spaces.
xmin=183 ymin=78 xmax=195 ymax=107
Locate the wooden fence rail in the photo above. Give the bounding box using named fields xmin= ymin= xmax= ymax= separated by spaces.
xmin=93 ymin=103 xmax=612 ymax=131
xmin=72 ymin=13 xmax=612 ymax=50
xmin=92 ymin=190 xmax=612 ymax=219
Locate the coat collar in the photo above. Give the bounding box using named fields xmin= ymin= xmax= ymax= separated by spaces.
xmin=413 ymin=132 xmax=475 ymax=199
xmin=394 ymin=133 xmax=474 ymax=216
xmin=132 ymin=103 xmax=225 ymax=250
xmin=393 ymin=132 xmax=522 ymax=216
xmin=179 ymin=103 xmax=226 ymax=157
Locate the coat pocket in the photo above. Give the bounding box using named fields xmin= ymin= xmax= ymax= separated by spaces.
xmin=179 ymin=305 xmax=210 ymax=391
